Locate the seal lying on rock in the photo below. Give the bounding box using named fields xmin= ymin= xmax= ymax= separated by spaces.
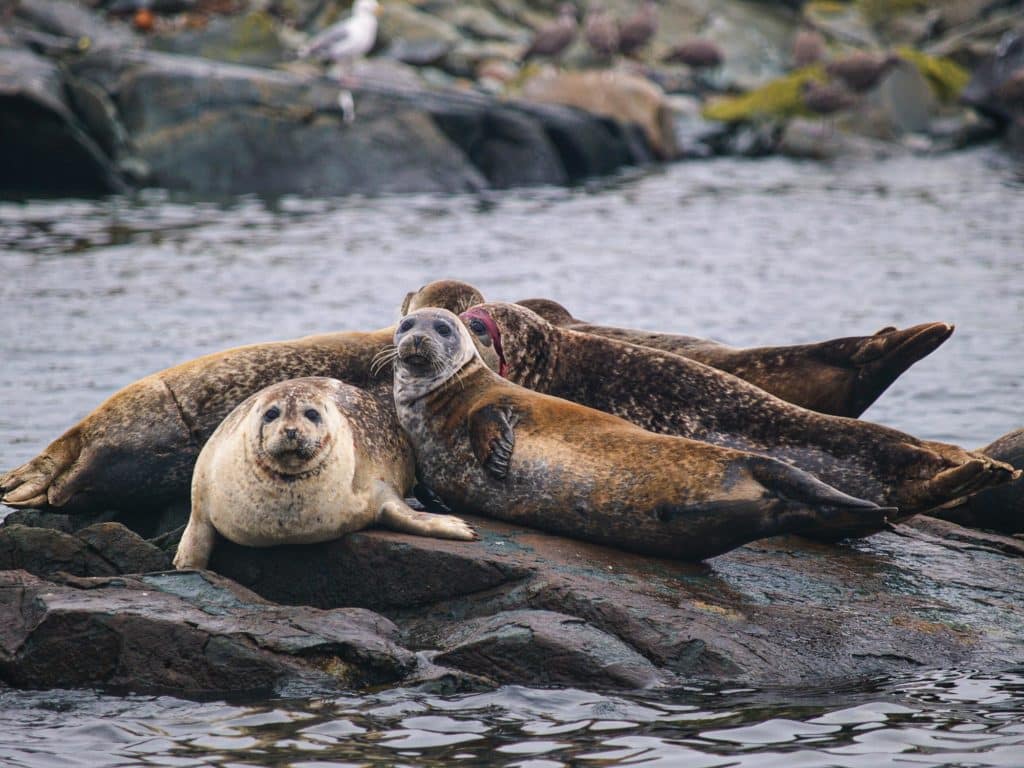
xmin=393 ymin=308 xmax=892 ymax=560
xmin=459 ymin=303 xmax=1018 ymax=529
xmin=174 ymin=377 xmax=474 ymax=570
xmin=0 ymin=285 xmax=487 ymax=521
xmin=516 ymin=297 xmax=953 ymax=418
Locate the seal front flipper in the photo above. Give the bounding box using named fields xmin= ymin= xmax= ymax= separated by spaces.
xmin=376 ymin=488 xmax=477 ymax=541
xmin=469 ymin=404 xmax=519 ymax=480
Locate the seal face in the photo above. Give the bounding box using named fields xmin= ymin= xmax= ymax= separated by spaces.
xmin=459 ymin=302 xmax=1019 ymax=527
xmin=173 ymin=377 xmax=475 ymax=570
xmin=394 ymin=308 xmax=892 ymax=561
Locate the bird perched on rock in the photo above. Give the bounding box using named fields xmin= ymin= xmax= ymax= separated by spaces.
xmin=792 ymin=27 xmax=826 ymax=68
xmin=617 ymin=0 xmax=657 ymax=58
xmin=521 ymin=3 xmax=578 ymax=64
xmin=299 ymin=0 xmax=381 ymax=123
xmin=801 ymin=79 xmax=857 ymax=117
xmin=584 ymin=5 xmax=619 ymax=61
xmin=662 ymin=37 xmax=724 ymax=70
xmin=826 ymin=51 xmax=901 ymax=93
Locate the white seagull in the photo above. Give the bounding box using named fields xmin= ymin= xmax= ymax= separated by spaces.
xmin=299 ymin=0 xmax=382 ymax=123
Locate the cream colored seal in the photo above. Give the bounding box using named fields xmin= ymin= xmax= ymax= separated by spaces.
xmin=173 ymin=376 xmax=475 ymax=569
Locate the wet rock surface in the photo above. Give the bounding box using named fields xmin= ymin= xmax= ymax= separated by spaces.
xmin=0 ymin=568 xmax=414 ymax=694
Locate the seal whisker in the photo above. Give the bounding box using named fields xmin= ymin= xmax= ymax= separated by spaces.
xmin=371 ymin=346 xmax=399 ymax=376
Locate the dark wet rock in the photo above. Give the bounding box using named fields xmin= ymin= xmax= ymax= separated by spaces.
xmin=962 ymin=31 xmax=1024 ymax=123
xmin=14 ymin=0 xmax=138 ymax=53
xmin=0 ymin=522 xmax=170 ymax=578
xmin=931 ymin=427 xmax=1024 ymax=533
xmin=149 ymin=10 xmax=289 ymax=67
xmin=433 ymin=610 xmax=666 ymax=688
xmin=0 ymin=569 xmax=414 ymax=694
xmin=0 ymin=46 xmax=125 ymax=195
xmin=191 ymin=514 xmax=1024 ymax=688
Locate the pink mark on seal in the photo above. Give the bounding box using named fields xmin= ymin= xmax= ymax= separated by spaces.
xmin=461 ymin=308 xmax=507 ymax=378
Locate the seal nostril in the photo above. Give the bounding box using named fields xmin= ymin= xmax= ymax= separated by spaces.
xmin=286 ymin=428 xmax=298 ymax=439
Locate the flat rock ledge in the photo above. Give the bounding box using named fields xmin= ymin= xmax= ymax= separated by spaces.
xmin=2 ymin=513 xmax=1023 ymax=697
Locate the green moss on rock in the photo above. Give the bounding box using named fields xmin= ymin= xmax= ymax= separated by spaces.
xmin=703 ymin=66 xmax=826 ymax=123
xmin=897 ymin=46 xmax=969 ymax=102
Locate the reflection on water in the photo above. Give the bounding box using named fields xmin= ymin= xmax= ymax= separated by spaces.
xmin=2 ymin=671 xmax=1024 ymax=767
xmin=1 ymin=149 xmax=1023 ymax=767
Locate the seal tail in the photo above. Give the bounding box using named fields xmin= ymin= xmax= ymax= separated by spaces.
xmin=747 ymin=455 xmax=895 ymax=540
xmin=0 ymin=430 xmax=81 ymax=510
xmin=841 ymin=321 xmax=953 ymax=416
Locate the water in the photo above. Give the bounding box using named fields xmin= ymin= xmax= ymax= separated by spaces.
xmin=1 ymin=149 xmax=1023 ymax=766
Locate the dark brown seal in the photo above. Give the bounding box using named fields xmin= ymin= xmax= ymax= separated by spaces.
xmin=2 ymin=284 xmax=487 ymax=522
xmin=929 ymin=427 xmax=1024 ymax=534
xmin=517 ymin=297 xmax=953 ymax=418
xmin=460 ymin=302 xmax=1017 ymax=529
xmin=393 ymin=308 xmax=891 ymax=561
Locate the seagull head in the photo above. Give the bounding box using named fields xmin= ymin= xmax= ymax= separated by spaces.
xmin=354 ymin=0 xmax=381 ymax=16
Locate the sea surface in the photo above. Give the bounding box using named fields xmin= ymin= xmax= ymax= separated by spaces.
xmin=1 ymin=149 xmax=1023 ymax=767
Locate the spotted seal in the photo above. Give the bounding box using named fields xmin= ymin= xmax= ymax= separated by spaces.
xmin=392 ymin=308 xmax=892 ymax=560
xmin=459 ymin=302 xmax=1018 ymax=529
xmin=173 ymin=377 xmax=474 ymax=569
xmin=517 ymin=297 xmax=953 ymax=418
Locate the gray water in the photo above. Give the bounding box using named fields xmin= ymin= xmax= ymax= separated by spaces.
xmin=1 ymin=149 xmax=1023 ymax=766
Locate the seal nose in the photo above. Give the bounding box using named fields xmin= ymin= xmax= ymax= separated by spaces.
xmin=285 ymin=427 xmax=298 ymax=440
xmin=412 ymin=335 xmax=424 ymax=351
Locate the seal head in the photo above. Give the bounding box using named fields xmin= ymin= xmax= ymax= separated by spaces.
xmin=253 ymin=383 xmax=338 ymax=477
xmin=394 ymin=309 xmax=477 ymax=403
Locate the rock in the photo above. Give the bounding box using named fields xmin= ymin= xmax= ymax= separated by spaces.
xmin=442 ymin=5 xmax=528 ymax=43
xmin=521 ymin=69 xmax=678 ymax=159
xmin=71 ymin=48 xmax=487 ymax=196
xmin=379 ymin=3 xmax=460 ymax=66
xmin=440 ymin=39 xmax=521 ymax=79
xmin=962 ymin=31 xmax=1024 ymax=123
xmin=150 ymin=10 xmax=289 ymax=67
xmin=0 ymin=523 xmax=170 ymax=578
xmin=840 ymin=60 xmax=936 ymax=139
xmin=14 ymin=0 xmax=138 ymax=53
xmin=0 ymin=569 xmax=414 ymax=694
xmin=0 ymin=46 xmax=125 ymax=195
xmin=194 ymin=514 xmax=1024 ymax=687
xmin=778 ymin=117 xmax=891 ymax=160
xmin=698 ymin=1 xmax=794 ymax=91
xmin=930 ymin=427 xmax=1024 ymax=533
xmin=433 ymin=610 xmax=666 ymax=688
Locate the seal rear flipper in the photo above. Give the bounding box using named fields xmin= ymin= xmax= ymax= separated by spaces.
xmin=0 ymin=431 xmax=81 ymax=509
xmin=469 ymin=404 xmax=519 ymax=480
xmin=914 ymin=457 xmax=1021 ymax=512
xmin=842 ymin=322 xmax=954 ymax=416
xmin=746 ymin=456 xmax=894 ymax=539
xmin=378 ymin=496 xmax=478 ymax=541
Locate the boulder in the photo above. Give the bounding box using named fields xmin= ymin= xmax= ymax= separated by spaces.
xmin=70 ymin=48 xmax=487 ymax=196
xmin=0 ymin=522 xmax=169 ymax=579
xmin=0 ymin=46 xmax=125 ymax=195
xmin=0 ymin=569 xmax=415 ymax=694
xmin=521 ymin=69 xmax=678 ymax=159
xmin=149 ymin=10 xmax=290 ymax=67
xmin=196 ymin=514 xmax=1024 ymax=688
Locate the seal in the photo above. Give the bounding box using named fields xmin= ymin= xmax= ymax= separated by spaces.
xmin=460 ymin=302 xmax=1018 ymax=528
xmin=1 ymin=283 xmax=487 ymax=523
xmin=402 ymin=279 xmax=485 ymax=317
xmin=516 ymin=297 xmax=954 ymax=418
xmin=929 ymin=426 xmax=1024 ymax=534
xmin=173 ymin=377 xmax=475 ymax=569
xmin=393 ymin=308 xmax=892 ymax=560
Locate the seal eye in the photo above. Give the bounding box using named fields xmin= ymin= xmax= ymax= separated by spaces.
xmin=264 ymin=407 xmax=280 ymax=423
xmin=398 ymin=318 xmax=415 ymax=333
xmin=468 ymin=318 xmax=487 ymax=336
xmin=434 ymin=322 xmax=452 ymax=337
xmin=304 ymin=409 xmax=321 ymax=423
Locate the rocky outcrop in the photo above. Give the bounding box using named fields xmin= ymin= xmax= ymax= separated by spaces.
xmin=0 ymin=568 xmax=414 ymax=694
xmin=0 ymin=522 xmax=170 ymax=577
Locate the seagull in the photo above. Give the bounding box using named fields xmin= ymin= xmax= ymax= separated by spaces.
xmin=584 ymin=5 xmax=619 ymax=61
xmin=299 ymin=0 xmax=381 ymax=123
xmin=826 ymin=51 xmax=902 ymax=93
xmin=521 ymin=3 xmax=578 ymax=64
xmin=617 ymin=0 xmax=657 ymax=58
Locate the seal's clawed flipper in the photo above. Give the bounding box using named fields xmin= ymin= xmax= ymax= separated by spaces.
xmin=378 ymin=497 xmax=478 ymax=541
xmin=469 ymin=404 xmax=519 ymax=480
xmin=0 ymin=431 xmax=81 ymax=510
xmin=917 ymin=456 xmax=1021 ymax=512
xmin=747 ymin=456 xmax=894 ymax=539
xmin=841 ymin=321 xmax=954 ymax=416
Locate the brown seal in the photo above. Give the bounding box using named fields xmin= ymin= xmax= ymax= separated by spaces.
xmin=393 ymin=308 xmax=891 ymax=560
xmin=174 ymin=377 xmax=474 ymax=569
xmin=1 ymin=283 xmax=487 ymax=522
xmin=460 ymin=302 xmax=1018 ymax=528
xmin=929 ymin=427 xmax=1024 ymax=534
xmin=517 ymin=297 xmax=954 ymax=418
